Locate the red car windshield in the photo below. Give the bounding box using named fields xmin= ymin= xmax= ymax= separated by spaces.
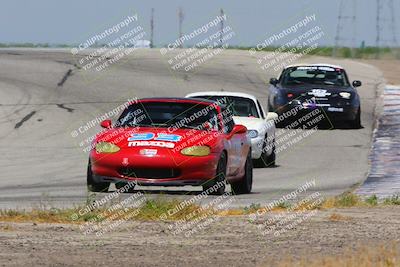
xmin=116 ymin=101 xmax=219 ymax=130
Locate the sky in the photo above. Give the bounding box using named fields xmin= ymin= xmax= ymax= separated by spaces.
xmin=1 ymin=0 xmax=399 ymax=47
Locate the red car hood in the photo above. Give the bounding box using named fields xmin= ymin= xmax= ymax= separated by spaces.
xmin=95 ymin=126 xmax=219 ymax=151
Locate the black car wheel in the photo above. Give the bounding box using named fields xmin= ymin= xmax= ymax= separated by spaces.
xmin=87 ymin=160 xmax=110 ymax=192
xmin=203 ymin=153 xmax=227 ymax=195
xmin=351 ymin=107 xmax=361 ymax=129
xmin=268 ymin=103 xmax=274 ymax=112
xmin=255 ymin=137 xmax=276 ymax=168
xmin=266 ymin=141 xmax=276 ymax=167
xmin=231 ymin=150 xmax=253 ymax=194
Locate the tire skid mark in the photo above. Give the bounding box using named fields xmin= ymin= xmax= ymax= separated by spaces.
xmin=5 ymin=52 xmax=22 ymax=56
xmin=57 ymin=69 xmax=73 ymax=87
xmin=14 ymin=111 xmax=36 ymax=129
xmin=55 ymin=60 xmax=82 ymax=70
xmin=56 ymin=104 xmax=74 ymax=113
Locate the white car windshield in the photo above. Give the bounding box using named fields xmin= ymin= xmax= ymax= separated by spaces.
xmin=191 ymin=96 xmax=259 ymax=118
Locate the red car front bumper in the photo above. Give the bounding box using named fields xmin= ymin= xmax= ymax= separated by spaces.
xmin=90 ymin=149 xmax=220 ymax=186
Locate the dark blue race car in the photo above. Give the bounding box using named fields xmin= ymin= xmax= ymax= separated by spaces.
xmin=268 ymin=64 xmax=362 ymax=128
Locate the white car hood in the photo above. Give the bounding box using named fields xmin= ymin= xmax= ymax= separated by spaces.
xmin=233 ymin=116 xmax=265 ymax=131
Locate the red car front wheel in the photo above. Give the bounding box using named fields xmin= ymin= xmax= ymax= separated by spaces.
xmin=202 ymin=153 xmax=227 ymax=195
xmin=231 ymin=150 xmax=253 ymax=194
xmin=87 ymin=160 xmax=110 ymax=193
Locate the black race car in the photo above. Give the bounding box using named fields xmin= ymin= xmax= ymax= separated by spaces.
xmin=268 ymin=64 xmax=362 ymax=128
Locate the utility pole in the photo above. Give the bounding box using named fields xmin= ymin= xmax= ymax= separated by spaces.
xmin=376 ymin=0 xmax=381 ymax=58
xmin=333 ymin=0 xmax=357 ymax=58
xmin=150 ymin=8 xmax=154 ymax=48
xmin=388 ymin=0 xmax=399 ymax=58
xmin=333 ymin=0 xmax=344 ymax=57
xmin=375 ymin=0 xmax=398 ymax=58
xmin=178 ymin=7 xmax=184 ymax=48
xmin=350 ymin=0 xmax=357 ymax=57
xmin=388 ymin=0 xmax=398 ymax=46
xmin=219 ymin=8 xmax=224 ymax=47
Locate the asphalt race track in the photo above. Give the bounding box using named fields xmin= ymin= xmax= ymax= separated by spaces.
xmin=0 ymin=48 xmax=384 ymax=209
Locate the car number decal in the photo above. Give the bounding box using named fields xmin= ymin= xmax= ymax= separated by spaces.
xmin=308 ymin=89 xmax=331 ymax=97
xmin=154 ymin=133 xmax=182 ymax=142
xmin=128 ymin=133 xmax=181 ymax=142
xmin=128 ymin=133 xmax=155 ymax=141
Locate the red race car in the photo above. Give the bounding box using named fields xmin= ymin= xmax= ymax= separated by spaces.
xmin=87 ymin=97 xmax=253 ymax=195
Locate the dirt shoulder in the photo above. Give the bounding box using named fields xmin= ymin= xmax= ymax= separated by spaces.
xmin=1 ymin=206 xmax=399 ymax=267
xmin=362 ymin=59 xmax=400 ymax=85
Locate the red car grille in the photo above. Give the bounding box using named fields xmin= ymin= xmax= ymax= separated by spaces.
xmin=119 ymin=167 xmax=181 ymax=179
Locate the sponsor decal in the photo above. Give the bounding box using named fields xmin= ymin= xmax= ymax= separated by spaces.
xmin=297 ymin=66 xmax=336 ymax=72
xmin=128 ymin=141 xmax=175 ymax=148
xmin=139 ymin=149 xmax=158 ymax=156
xmin=127 ymin=133 xmax=181 ymax=148
xmin=302 ymin=102 xmax=330 ymax=108
xmin=327 ymin=107 xmax=344 ymax=112
xmin=318 ymin=66 xmax=335 ymax=71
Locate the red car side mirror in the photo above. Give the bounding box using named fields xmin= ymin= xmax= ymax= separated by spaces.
xmin=232 ymin=124 xmax=247 ymax=134
xmin=100 ymin=120 xmax=112 ymax=129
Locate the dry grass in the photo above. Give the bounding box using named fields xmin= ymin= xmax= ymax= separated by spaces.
xmin=0 ymin=193 xmax=399 ymax=224
xmin=328 ymin=213 xmax=352 ymax=221
xmin=0 ymin=224 xmax=14 ymax=231
xmin=0 ymin=208 xmax=82 ymax=224
xmin=320 ymin=193 xmax=361 ymax=209
xmin=133 ymin=198 xmax=213 ymax=221
xmin=0 ymin=199 xmax=213 ymax=224
xmin=271 ymin=243 xmax=399 ymax=267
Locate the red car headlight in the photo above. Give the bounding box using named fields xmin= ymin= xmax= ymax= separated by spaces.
xmin=95 ymin=142 xmax=120 ymax=153
xmin=181 ymin=146 xmax=210 ymax=156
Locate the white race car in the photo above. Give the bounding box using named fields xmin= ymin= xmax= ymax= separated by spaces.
xmin=186 ymin=91 xmax=278 ymax=167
